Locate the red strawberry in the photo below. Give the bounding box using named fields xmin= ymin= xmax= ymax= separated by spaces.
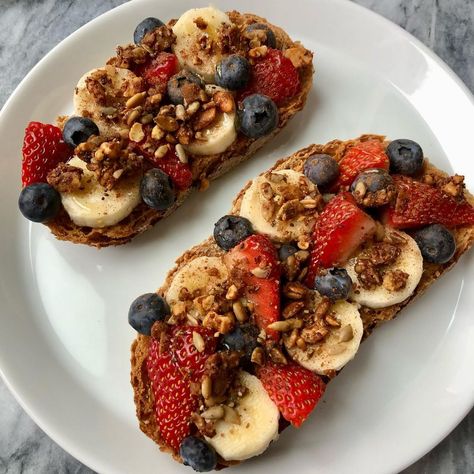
xmin=137 ymin=52 xmax=178 ymax=92
xmin=333 ymin=140 xmax=389 ymax=190
xmin=257 ymin=362 xmax=326 ymax=427
xmin=224 ymin=234 xmax=281 ymax=341
xmin=21 ymin=121 xmax=72 ymax=187
xmin=238 ymin=49 xmax=300 ymax=106
xmin=146 ymin=147 xmax=193 ymax=190
xmin=307 ymin=193 xmax=376 ymax=284
xmin=147 ymin=325 xmax=216 ymax=451
xmin=383 ymin=175 xmax=474 ymax=228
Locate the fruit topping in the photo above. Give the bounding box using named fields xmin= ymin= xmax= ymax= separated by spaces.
xmin=387 ymin=139 xmax=424 ymax=176
xmin=220 ymin=324 xmax=260 ymax=363
xmin=140 ymin=168 xmax=176 ymax=210
xmin=334 ymin=140 xmax=389 ymax=190
xmin=243 ymin=23 xmax=277 ymax=49
xmin=167 ymin=69 xmax=204 ymax=105
xmin=278 ymin=244 xmax=298 ymax=261
xmin=62 ymin=116 xmax=100 ymax=148
xmin=133 ymin=17 xmax=165 ymax=44
xmin=412 ymin=224 xmax=456 ymax=264
xmin=224 ymin=234 xmax=281 ymax=341
xmin=239 ymin=49 xmax=300 ymax=106
xmin=307 ymin=193 xmax=376 ymax=283
xmin=384 ymin=175 xmax=474 ymax=228
xmin=257 ymin=362 xmax=326 ymax=427
xmin=215 ymin=55 xmax=250 ymax=90
xmin=314 ymin=268 xmax=353 ymax=300
xmin=21 ymin=121 xmax=72 ymax=187
xmin=303 ymin=153 xmax=340 ymax=187
xmin=148 ymin=147 xmax=193 ymax=191
xmin=18 ymin=183 xmax=61 ymax=223
xmin=213 ymin=215 xmax=254 ymax=250
xmin=128 ymin=293 xmax=170 ymax=335
xmin=237 ymin=93 xmax=279 ymax=139
xmin=139 ymin=52 xmax=179 ymax=91
xmin=179 ymin=436 xmax=217 ymax=472
xmin=350 ymin=168 xmax=395 ymax=207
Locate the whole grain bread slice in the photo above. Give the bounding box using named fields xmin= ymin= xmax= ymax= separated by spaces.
xmin=46 ymin=12 xmax=314 ymax=248
xmin=130 ymin=135 xmax=474 ymax=465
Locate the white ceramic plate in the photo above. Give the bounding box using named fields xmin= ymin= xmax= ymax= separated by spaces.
xmin=1 ymin=0 xmax=473 ymax=473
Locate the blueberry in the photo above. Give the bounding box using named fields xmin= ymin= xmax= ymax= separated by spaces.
xmin=387 ymin=139 xmax=424 ymax=176
xmin=179 ymin=436 xmax=217 ymax=472
xmin=128 ymin=293 xmax=170 ymax=335
xmin=214 ymin=215 xmax=253 ymax=250
xmin=220 ymin=324 xmax=260 ymax=363
xmin=314 ymin=268 xmax=352 ymax=300
xmin=278 ymin=244 xmax=298 ymax=261
xmin=18 ymin=183 xmax=61 ymax=223
xmin=351 ymin=169 xmax=393 ymax=194
xmin=63 ymin=117 xmax=99 ymax=148
xmin=413 ymin=224 xmax=456 ymax=264
xmin=215 ymin=55 xmax=250 ymax=90
xmin=167 ymin=70 xmax=204 ymax=105
xmin=140 ymin=168 xmax=175 ymax=211
xmin=303 ymin=154 xmax=339 ymax=187
xmin=134 ymin=17 xmax=164 ymax=44
xmin=244 ymin=23 xmax=277 ymax=49
xmin=238 ymin=94 xmax=278 ymax=139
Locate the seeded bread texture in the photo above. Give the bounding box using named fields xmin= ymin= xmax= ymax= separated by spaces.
xmin=130 ymin=135 xmax=474 ymax=464
xmin=46 ymin=12 xmax=315 ymax=248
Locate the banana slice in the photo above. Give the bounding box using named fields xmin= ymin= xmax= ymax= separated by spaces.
xmin=205 ymin=371 xmax=279 ymax=461
xmin=172 ymin=7 xmax=233 ymax=82
xmin=286 ymin=301 xmax=363 ymax=375
xmin=74 ymin=66 xmax=139 ymax=136
xmin=166 ymin=256 xmax=229 ymax=305
xmin=60 ymin=157 xmax=141 ymax=228
xmin=344 ymin=229 xmax=423 ymax=309
xmin=239 ymin=169 xmax=318 ymax=242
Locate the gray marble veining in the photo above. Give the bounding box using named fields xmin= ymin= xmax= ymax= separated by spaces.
xmin=0 ymin=1 xmax=473 ymax=473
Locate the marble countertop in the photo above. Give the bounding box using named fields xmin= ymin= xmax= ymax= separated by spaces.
xmin=0 ymin=0 xmax=473 ymax=473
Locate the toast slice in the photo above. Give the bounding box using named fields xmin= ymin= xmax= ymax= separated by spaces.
xmin=130 ymin=135 xmax=474 ymax=469
xmin=20 ymin=9 xmax=314 ymax=247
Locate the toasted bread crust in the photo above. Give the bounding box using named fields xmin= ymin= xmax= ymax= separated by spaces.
xmin=46 ymin=12 xmax=314 ymax=248
xmin=130 ymin=135 xmax=474 ymax=464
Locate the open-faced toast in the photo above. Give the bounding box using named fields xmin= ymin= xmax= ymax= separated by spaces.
xmin=130 ymin=135 xmax=474 ymax=471
xmin=18 ymin=8 xmax=313 ymax=247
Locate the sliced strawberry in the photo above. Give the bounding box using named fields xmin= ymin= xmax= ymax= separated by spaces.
xmin=383 ymin=175 xmax=474 ymax=228
xmin=333 ymin=140 xmax=389 ymax=190
xmin=307 ymin=193 xmax=376 ymax=284
xmin=257 ymin=362 xmax=326 ymax=427
xmin=147 ymin=325 xmax=217 ymax=451
xmin=145 ymin=147 xmax=193 ymax=190
xmin=238 ymin=49 xmax=300 ymax=106
xmin=136 ymin=52 xmax=178 ymax=92
xmin=21 ymin=121 xmax=72 ymax=187
xmin=224 ymin=234 xmax=281 ymax=341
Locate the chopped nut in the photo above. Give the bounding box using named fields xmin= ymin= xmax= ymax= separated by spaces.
xmin=269 ymin=347 xmax=287 ymax=364
xmin=300 ymin=197 xmax=318 ymax=209
xmin=125 ymin=91 xmax=147 ymax=109
xmin=383 ymin=269 xmax=409 ymax=291
xmin=201 ymin=375 xmax=212 ymax=399
xmin=277 ymin=199 xmax=304 ymax=222
xmin=165 ymin=133 xmax=177 ymax=144
xmin=186 ymin=314 xmax=200 ymax=326
xmin=260 ymin=181 xmax=274 ymax=200
xmin=338 ymin=324 xmax=354 ymax=342
xmin=297 ymin=237 xmax=310 ymax=250
xmin=250 ymin=266 xmax=271 ymax=278
xmin=112 ymin=169 xmax=124 ymax=180
xmin=126 ymin=108 xmax=141 ymax=125
xmin=232 ymin=300 xmax=248 ymax=323
xmin=151 ymin=125 xmax=165 ymax=140
xmin=284 ymin=46 xmax=313 ymax=68
xmin=186 ymin=101 xmax=201 ymax=116
xmin=325 ymin=313 xmax=341 ymax=327
xmin=250 ymin=347 xmax=265 ymax=365
xmin=296 ymin=337 xmax=307 ymax=351
xmin=154 ymin=144 xmax=169 ymax=159
xmin=283 ymin=281 xmax=307 ymax=300
xmin=193 ymin=107 xmax=217 ymax=131
xmin=193 ymin=331 xmax=205 ymax=352
xmin=175 ymin=143 xmax=188 ymax=163
xmin=203 ymin=311 xmax=235 ymax=334
xmin=129 ymin=122 xmax=145 ymax=142
xmin=301 ymin=325 xmax=329 ymax=344
xmin=267 ymin=320 xmax=291 ymax=332
xmin=201 ymin=405 xmax=224 ymax=420
xmin=140 ymin=113 xmax=154 ymax=125
xmin=226 ymin=284 xmax=238 ymax=300
xmin=249 ymin=45 xmax=268 ymax=58
xmin=213 ymin=91 xmax=235 ymax=113
xmin=282 ymin=301 xmax=304 ymax=319
xmin=101 ymin=106 xmax=117 ymax=116
xmin=148 ymin=93 xmax=163 ymax=105
xmin=156 ymin=115 xmax=179 ymax=132
xmin=175 ymin=104 xmax=186 ymax=121
xmin=223 ymin=405 xmax=241 ymax=425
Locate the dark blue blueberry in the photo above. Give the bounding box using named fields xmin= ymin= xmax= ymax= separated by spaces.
xmin=303 ymin=154 xmax=339 ymax=187
xmin=350 ymin=169 xmax=393 ymax=194
xmin=244 ymin=23 xmax=277 ymax=48
xmin=128 ymin=293 xmax=170 ymax=335
xmin=134 ymin=17 xmax=164 ymax=44
xmin=314 ymin=268 xmax=352 ymax=300
xmin=179 ymin=436 xmax=217 ymax=472
xmin=214 ymin=215 xmax=253 ymax=250
xmin=220 ymin=324 xmax=260 ymax=363
xmin=62 ymin=117 xmax=99 ymax=148
xmin=167 ymin=70 xmax=204 ymax=105
xmin=140 ymin=168 xmax=175 ymax=211
xmin=18 ymin=183 xmax=61 ymax=223
xmin=387 ymin=139 xmax=424 ymax=176
xmin=278 ymin=244 xmax=298 ymax=261
xmin=413 ymin=224 xmax=456 ymax=264
xmin=215 ymin=55 xmax=250 ymax=90
xmin=238 ymin=94 xmax=278 ymax=139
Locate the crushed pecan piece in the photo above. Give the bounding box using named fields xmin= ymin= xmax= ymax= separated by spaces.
xmin=47 ymin=163 xmax=84 ymax=193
